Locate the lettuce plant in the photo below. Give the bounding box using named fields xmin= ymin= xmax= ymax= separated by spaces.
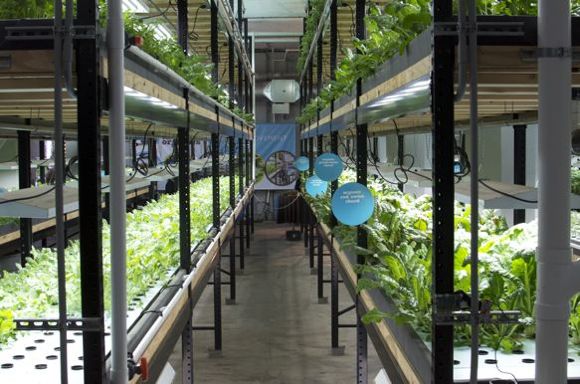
xmin=0 ymin=177 xmax=238 ymax=348
xmin=302 ymin=169 xmax=577 ymax=353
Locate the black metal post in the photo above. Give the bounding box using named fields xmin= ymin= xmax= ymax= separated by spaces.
xmin=308 ymin=137 xmax=314 ymax=176
xmin=248 ymin=36 xmax=253 ymax=115
xmin=355 ymin=0 xmax=368 ymax=382
xmin=18 ymin=130 xmax=32 ymax=265
xmin=77 ymin=0 xmax=105 ymax=380
xmin=513 ymin=124 xmax=527 ymax=224
xmin=244 ymin=19 xmax=250 ymax=113
xmin=177 ymin=0 xmax=194 ymax=378
xmin=330 ymin=0 xmax=338 ymax=226
xmin=211 ymin=131 xmax=222 ymax=351
xmin=330 ymin=245 xmax=342 ymax=352
xmin=228 ymin=0 xmax=235 ymax=110
xmin=245 ymin=139 xmax=250 ymax=248
xmin=432 ymin=0 xmax=455 ymax=381
xmin=317 ymin=226 xmax=326 ymax=303
xmin=131 ymin=139 xmax=137 ymax=165
xmin=238 ymin=137 xmax=245 ymax=270
xmin=228 ymin=134 xmax=236 ymax=304
xmin=178 ymin=124 xmax=191 ymax=271
xmin=211 ymin=0 xmax=219 ymax=83
xmin=39 ymin=139 xmax=46 ymax=183
xmin=398 ymin=134 xmax=405 ymax=191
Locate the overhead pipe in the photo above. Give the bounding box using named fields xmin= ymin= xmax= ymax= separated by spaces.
xmin=53 ymin=1 xmax=69 ymax=383
xmin=107 ymin=0 xmax=128 ymax=382
xmin=536 ymin=0 xmax=580 ymax=382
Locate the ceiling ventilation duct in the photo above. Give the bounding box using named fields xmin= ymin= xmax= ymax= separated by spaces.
xmin=263 ymin=80 xmax=300 ymax=103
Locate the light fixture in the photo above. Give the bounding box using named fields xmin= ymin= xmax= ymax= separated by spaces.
xmin=122 ymin=0 xmax=148 ymax=13
xmin=154 ymin=25 xmax=173 ymax=40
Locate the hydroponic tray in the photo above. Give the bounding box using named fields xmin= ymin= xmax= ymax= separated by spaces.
xmin=0 ymin=184 xmax=255 ymax=383
xmin=0 ymin=161 xmax=37 ymax=171
xmin=0 ymin=185 xmax=79 ymax=218
xmin=31 ymin=159 xmax=54 ymax=168
xmin=312 ymin=204 xmax=580 ymax=384
xmin=143 ymin=168 xmax=179 ymax=182
xmin=66 ymin=176 xmax=151 ymax=193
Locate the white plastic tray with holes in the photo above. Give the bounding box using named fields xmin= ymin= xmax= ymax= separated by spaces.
xmin=0 ymin=268 xmax=175 ymax=383
xmin=452 ymin=340 xmax=580 ymax=382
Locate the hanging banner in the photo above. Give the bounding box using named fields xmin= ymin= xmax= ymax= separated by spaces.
xmin=255 ymin=124 xmax=297 ymax=190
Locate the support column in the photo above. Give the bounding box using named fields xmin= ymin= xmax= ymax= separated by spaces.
xmin=432 ymin=0 xmax=455 ymax=381
xmin=211 ymin=132 xmax=222 ymax=352
xmin=228 ymin=134 xmax=236 ymax=304
xmin=39 ymin=140 xmax=46 ymax=183
xmin=398 ymin=134 xmax=405 ymax=192
xmin=513 ymin=124 xmax=527 ymax=224
xmin=238 ymin=137 xmax=245 ymax=271
xmin=245 ymin=139 xmax=250 ymax=248
xmin=355 ymin=1 xmax=368 ymax=382
xmin=18 ymin=130 xmax=32 ymax=266
xmin=77 ymin=0 xmax=105 ymax=380
xmin=177 ymin=0 xmax=195 ymax=378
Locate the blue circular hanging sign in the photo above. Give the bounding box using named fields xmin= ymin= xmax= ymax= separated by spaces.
xmin=331 ymin=182 xmax=374 ymax=226
xmin=314 ymin=153 xmax=343 ymax=181
xmin=294 ymin=156 xmax=310 ymax=172
xmin=305 ymin=175 xmax=328 ymax=197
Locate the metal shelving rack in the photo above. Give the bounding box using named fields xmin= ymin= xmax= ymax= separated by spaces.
xmin=0 ymin=0 xmax=256 ymax=383
xmin=297 ymin=0 xmax=580 ymax=383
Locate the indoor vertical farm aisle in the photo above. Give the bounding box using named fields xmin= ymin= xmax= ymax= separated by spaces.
xmin=1 ymin=0 xmax=580 ymax=383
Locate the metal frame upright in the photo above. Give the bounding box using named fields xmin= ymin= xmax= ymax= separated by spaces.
xmin=353 ymin=1 xmax=369 ymax=382
xmin=76 ymin=0 xmax=106 ymax=381
xmin=431 ymin=0 xmax=456 ymax=381
xmin=176 ymin=1 xmax=195 ymax=382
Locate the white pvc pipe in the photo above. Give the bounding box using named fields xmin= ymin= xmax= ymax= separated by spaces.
xmin=536 ymin=0 xmax=573 ymax=382
xmin=108 ymin=0 xmax=128 ymax=382
xmin=54 ymin=2 xmax=69 ymax=383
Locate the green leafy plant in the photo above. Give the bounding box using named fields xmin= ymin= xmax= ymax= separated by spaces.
xmin=0 ymin=2 xmax=254 ymax=123
xmin=0 ymin=176 xmax=238 ymax=348
xmin=297 ymin=0 xmax=327 ymax=73
xmin=302 ymin=169 xmax=579 ymax=352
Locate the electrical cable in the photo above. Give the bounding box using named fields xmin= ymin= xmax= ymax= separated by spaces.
xmin=0 ymin=186 xmax=56 ymax=205
xmin=478 ymin=179 xmax=538 ymax=204
xmin=0 ymin=154 xmax=18 ymax=164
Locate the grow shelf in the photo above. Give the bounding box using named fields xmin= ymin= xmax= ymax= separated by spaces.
xmin=0 ymin=183 xmax=151 ymax=220
xmin=365 ymin=163 xmax=580 ymax=210
xmin=31 ymin=159 xmax=54 ymax=168
xmin=0 ymin=184 xmax=255 ymax=384
xmin=301 ymin=17 xmax=580 ymax=139
xmin=309 ymin=201 xmax=580 ymax=384
xmin=0 ymin=161 xmax=37 ymax=171
xmin=0 ymin=20 xmax=254 ymax=140
xmin=66 ymin=176 xmax=151 ymax=193
xmin=0 ymin=185 xmax=79 ymax=219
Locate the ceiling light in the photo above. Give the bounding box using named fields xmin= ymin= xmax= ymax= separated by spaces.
xmin=122 ymin=0 xmax=148 ymax=13
xmin=154 ymin=25 xmax=173 ymax=40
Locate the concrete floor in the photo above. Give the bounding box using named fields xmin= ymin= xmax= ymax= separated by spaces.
xmin=168 ymin=222 xmax=382 ymax=384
